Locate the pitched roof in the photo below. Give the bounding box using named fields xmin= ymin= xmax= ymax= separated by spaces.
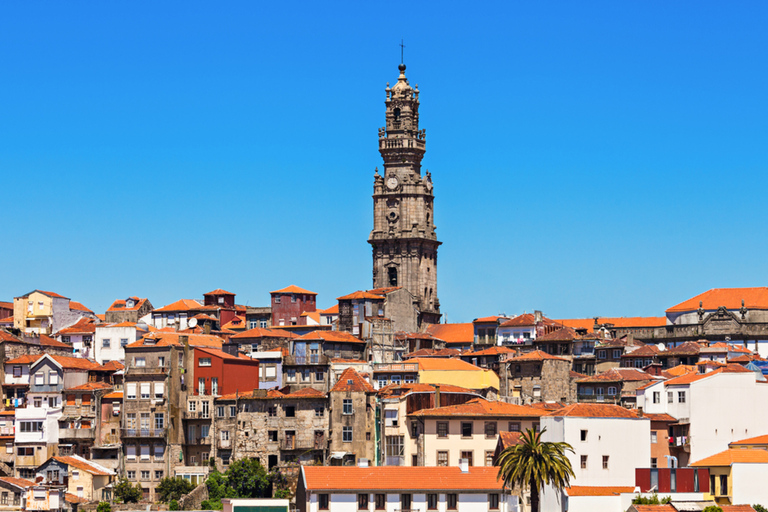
xmin=103 ymin=391 xmax=123 ymax=400
xmin=408 ymin=357 xmax=486 ymax=371
xmin=667 ymin=287 xmax=768 ymax=313
xmin=535 ymin=326 xmax=581 ymax=342
xmin=424 ymin=323 xmax=474 ymax=344
xmin=65 ymin=382 xmax=113 ymax=392
xmin=412 ymin=398 xmax=541 ymax=418
xmin=566 ymin=486 xmax=636 ymax=497
xmin=320 ymin=305 xmax=339 ymax=315
xmin=623 ymin=344 xmax=661 ymax=357
xmin=337 ymin=290 xmax=386 ymax=300
xmin=302 ymin=466 xmax=504 ymax=491
xmin=0 ymin=477 xmax=35 ymax=489
xmin=296 ymin=330 xmax=365 ymax=344
xmin=664 ymin=341 xmax=702 ymax=356
xmin=6 ymin=354 xmax=41 ymax=365
xmin=195 ymin=347 xmax=256 ymax=362
xmin=331 ymin=368 xmax=375 ymax=393
xmin=691 ymin=448 xmax=768 ymax=467
xmin=222 ymin=316 xmax=246 ymax=330
xmin=40 ymin=334 xmax=71 ymax=348
xmin=499 ymin=314 xmax=536 ymax=327
xmin=37 ymin=355 xmax=100 ymax=371
xmin=230 ymin=326 xmax=298 ymax=339
xmin=377 ymin=383 xmax=478 ymax=398
xmin=283 ymin=387 xmax=325 ymax=398
xmin=577 ymin=368 xmax=655 ymax=383
xmin=57 ymin=317 xmax=97 ymax=335
xmin=0 ymin=330 xmax=20 ymax=343
xmin=0 ymin=316 xmax=13 ymax=324
xmin=153 ymin=299 xmax=204 ymax=313
xmin=107 ymin=297 xmax=148 ymax=312
xmin=730 ymin=434 xmax=768 ymax=446
xmin=546 ymin=403 xmax=643 ymax=419
xmin=65 ymin=494 xmax=88 ymax=504
xmin=462 ymin=346 xmax=516 ymax=357
xmin=474 ymin=315 xmax=509 ymax=324
xmin=69 ymin=301 xmax=93 ymax=313
xmin=558 ymin=317 xmax=667 ymax=330
xmin=204 ymin=289 xmax=235 ymax=296
xmin=663 ymin=364 xmax=696 ymax=377
xmin=18 ymin=290 xmax=68 ymax=299
xmin=498 ymin=431 xmax=524 ymax=450
xmin=664 ymin=366 xmax=752 ymax=386
xmin=642 ymin=413 xmax=677 ymax=422
xmin=507 ymin=350 xmax=568 ymax=362
xmin=98 ymin=361 xmax=125 ymax=372
xmin=404 ymin=348 xmax=461 ymax=359
xmin=271 ymin=285 xmax=317 ymax=295
xmin=127 ymin=332 xmax=224 ymax=349
xmin=52 ymin=456 xmax=112 ymax=476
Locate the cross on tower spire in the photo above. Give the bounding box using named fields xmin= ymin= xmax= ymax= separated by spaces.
xmin=400 ymin=39 xmax=405 ymax=64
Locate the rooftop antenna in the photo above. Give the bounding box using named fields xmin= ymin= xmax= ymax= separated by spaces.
xmin=400 ymin=39 xmax=405 ymax=64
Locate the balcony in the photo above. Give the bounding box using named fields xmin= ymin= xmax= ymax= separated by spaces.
xmin=59 ymin=428 xmax=95 ymax=440
xmin=121 ymin=428 xmax=166 ymax=438
xmin=284 ymin=355 xmax=328 ymax=366
xmin=219 ymin=439 xmax=231 ymax=449
xmin=126 ymin=367 xmax=168 ymax=375
xmin=185 ymin=436 xmax=211 ymax=446
xmin=577 ymin=393 xmax=620 ymax=403
xmin=183 ymin=411 xmax=211 ymax=420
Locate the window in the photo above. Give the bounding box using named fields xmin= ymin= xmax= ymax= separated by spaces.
xmin=509 ymin=422 xmax=521 ymax=432
xmin=217 ymin=406 xmax=225 ymax=418
xmin=17 ymin=447 xmax=34 ymax=456
xmin=461 ymin=451 xmax=473 ymax=466
xmin=427 ymin=494 xmax=438 ymax=510
xmin=315 ymin=369 xmax=324 ymax=381
xmin=580 ymin=455 xmax=587 ymax=469
xmin=358 ymin=494 xmax=369 ymax=510
xmin=378 ymin=377 xmax=387 ymax=389
xmin=34 ymin=373 xmax=43 ymax=385
xmin=343 ymin=399 xmax=353 ymax=415
xmin=653 ymin=391 xmax=660 ymax=404
xmin=5 ymin=443 xmax=11 ymax=454
xmin=155 ymin=470 xmax=164 ymax=479
xmin=221 ymin=430 xmax=230 ymax=441
xmin=126 ymin=445 xmax=137 ymax=460
xmin=140 ymin=444 xmax=150 ymax=460
xmin=140 ymin=383 xmax=150 ymax=399
xmin=198 ymin=378 xmax=206 ymax=395
xmin=489 ymin=494 xmax=500 ymax=510
xmin=33 ymin=398 xmax=41 ymax=408
xmin=461 ymin=422 xmax=473 ymax=437
xmin=188 ymin=401 xmax=196 ymax=412
xmin=667 ymin=391 xmax=673 ymax=403
xmin=719 ymin=475 xmax=727 ymax=496
xmin=48 ymin=396 xmax=57 ymax=408
xmin=127 ymin=470 xmax=136 ymax=480
xmin=134 ymin=357 xmax=146 ymax=367
xmin=580 ymin=430 xmax=588 ymax=442
xmin=302 ymin=369 xmax=311 ymax=382
xmin=19 ymin=421 xmax=43 ymax=433
xmin=102 ymin=339 xmax=111 ymax=348
xmin=678 ymin=391 xmax=686 ymax=403
xmin=404 ymin=374 xmax=415 ymax=384
xmin=285 ymin=405 xmax=295 ymax=417
xmin=375 ymin=494 xmax=385 ymax=510
xmin=155 ymin=413 xmax=164 ymax=430
xmin=437 ymin=451 xmax=449 ymax=466
xmin=607 ymin=386 xmax=617 ymax=395
xmin=268 ymin=406 xmax=277 ymax=417
xmin=484 ymin=421 xmax=497 ymax=437
xmin=126 ymin=413 xmax=136 ymax=428
xmin=154 ymin=444 xmax=164 ymax=459
xmin=485 ymin=451 xmax=494 ymax=467
xmin=265 ymin=365 xmax=277 ymax=380
xmin=199 ymin=358 xmax=212 ymax=367
xmin=158 ymin=356 xmax=165 ymax=367
xmin=141 ymin=470 xmax=150 ymax=479
xmin=447 ymin=494 xmax=457 ymax=510
xmin=597 ymin=350 xmax=606 ymax=359
xmin=179 ymin=352 xmax=184 ymax=367
xmin=400 ymin=494 xmax=411 ymax=510
xmin=651 ymin=431 xmax=657 ymax=443
xmin=343 ymin=426 xmax=353 ymax=442
xmin=287 ymin=369 xmax=296 ymax=382
xmin=12 ymin=366 xmax=21 ymax=378
xmin=202 ymin=401 xmax=210 ymax=419
xmin=121 ymin=338 xmax=129 ymax=347
xmin=315 ymin=406 xmax=324 ymax=418
xmin=230 ymin=406 xmax=237 ymax=417
xmin=411 ymin=422 xmax=419 ymax=438
xmin=155 ymin=382 xmax=165 ymax=399
xmin=391 ymin=375 xmax=401 ymax=385
xmin=602 ymin=455 xmax=609 ymax=469
xmin=651 ymin=458 xmax=657 ymax=468
xmin=319 ymin=494 xmax=329 ymax=510
xmin=437 ymin=422 xmax=448 ymax=438
xmin=613 ymin=349 xmax=621 ymax=358
xmin=268 ymin=431 xmax=278 ymax=442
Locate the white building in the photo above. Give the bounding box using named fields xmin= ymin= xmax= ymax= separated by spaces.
xmin=539 ymin=404 xmax=650 ymax=512
xmin=637 ymin=367 xmax=768 ymax=466
xmin=93 ymin=322 xmax=148 ymax=366
xmin=297 ymin=465 xmax=518 ymax=512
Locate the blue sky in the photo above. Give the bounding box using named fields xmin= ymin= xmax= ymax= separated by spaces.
xmin=2 ymin=2 xmax=767 ymax=322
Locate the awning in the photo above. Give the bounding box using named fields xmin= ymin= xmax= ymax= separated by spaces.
xmin=330 ymin=452 xmax=348 ymax=459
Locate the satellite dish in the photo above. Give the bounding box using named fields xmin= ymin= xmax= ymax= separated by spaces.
xmin=188 ymin=318 xmax=198 ymax=328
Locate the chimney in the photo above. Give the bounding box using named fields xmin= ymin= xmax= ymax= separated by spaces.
xmin=358 ymin=458 xmax=369 ymax=467
xmin=637 ymin=407 xmax=643 ymax=417
xmin=534 ymin=310 xmax=543 ymax=323
xmin=434 ymin=385 xmax=441 ymax=408
xmin=204 ymin=323 xmax=211 ymax=335
xmin=458 ymin=458 xmax=469 ymax=473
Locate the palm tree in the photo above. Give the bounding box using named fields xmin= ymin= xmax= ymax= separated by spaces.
xmin=495 ymin=427 xmax=575 ymax=512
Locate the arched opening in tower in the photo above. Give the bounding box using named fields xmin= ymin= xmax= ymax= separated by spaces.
xmin=388 ymin=267 xmax=398 ymax=287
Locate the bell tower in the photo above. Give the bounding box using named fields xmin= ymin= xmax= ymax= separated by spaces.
xmin=368 ymin=63 xmax=441 ymax=326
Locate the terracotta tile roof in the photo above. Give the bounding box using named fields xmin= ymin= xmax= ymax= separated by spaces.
xmin=195 ymin=347 xmax=256 ymax=362
xmin=320 ymin=305 xmax=339 ymax=315
xmin=204 ymin=289 xmax=235 ymax=296
xmin=331 ymin=368 xmax=375 ymax=393
xmin=0 ymin=316 xmax=13 ymax=324
xmin=0 ymin=477 xmax=35 ymax=489
xmin=570 ymin=370 xmax=587 ymax=379
xmin=103 ymin=391 xmax=123 ymax=400
xmin=462 ymin=346 xmax=516 ymax=357
xmin=65 ymin=382 xmax=113 ymax=392
xmin=498 ymin=431 xmax=523 ymax=449
xmin=377 ymin=382 xmax=478 ymax=398
xmin=404 ymin=348 xmax=461 ymax=359
xmin=295 ymin=330 xmax=365 ymax=344
xmin=57 ymin=317 xmax=97 ymax=335
xmin=664 ymin=341 xmax=702 ymax=356
xmin=271 ymin=285 xmax=317 ymax=295
xmin=630 ymin=505 xmax=676 ymax=512
xmin=535 ymin=326 xmax=581 ymax=342
xmin=623 ymin=345 xmax=661 ymax=357
xmin=498 ymin=314 xmax=535 ymax=327
xmin=230 ymin=326 xmax=298 ymax=339
xmin=408 ymin=357 xmax=485 ymax=371
xmin=665 ymin=366 xmax=752 ymax=386
xmin=52 ymin=456 xmax=112 ymax=475
xmin=330 ymin=358 xmax=367 ymax=364
xmin=730 ymin=434 xmax=768 ymax=446
xmin=721 ymin=506 xmax=758 ymax=512
xmin=0 ymin=330 xmax=20 ymax=342
xmin=300 ymin=311 xmax=322 ymax=324
xmin=558 ymin=317 xmax=667 ymax=330
xmin=40 ymin=334 xmax=71 ymax=348
xmin=643 ymin=413 xmax=676 ymax=422
xmin=577 ymin=368 xmax=655 ymax=383
xmin=412 ymin=398 xmax=542 ymax=418
xmin=98 ymin=360 xmax=125 ymax=372
xmin=69 ymin=301 xmax=93 ymax=313
xmin=424 ymin=323 xmax=474 ymax=344
xmin=222 ymin=316 xmax=246 ymax=330
xmin=368 ymin=287 xmax=401 ymax=295
xmin=728 ymin=354 xmax=755 ymax=363
xmin=302 ymin=466 xmax=505 ymax=491
xmin=107 ymin=321 xmax=138 ymax=328
xmin=663 ymin=364 xmax=696 ymax=377
xmin=337 ymin=290 xmax=386 ymax=300
xmin=127 ymin=332 xmax=224 ymax=349
xmin=691 ymin=448 xmax=768 ymax=466
xmin=44 ymin=355 xmax=100 ymax=370
xmin=667 ymin=287 xmax=768 ymax=313
xmin=283 ymin=387 xmax=325 ymax=398
xmin=474 ymin=315 xmax=509 ymax=324
xmin=566 ymin=486 xmax=635 ymax=497
xmin=0 ymin=302 xmax=12 ymax=309
xmin=507 ymin=350 xmax=568 ymax=362
xmin=32 ymin=290 xmax=68 ymax=299
xmin=107 ymin=298 xmax=148 ymax=312
xmin=6 ymin=354 xmax=41 ymax=365
xmin=65 ymin=494 xmax=88 ymax=504
xmin=546 ymin=403 xmax=643 ymax=419
xmin=153 ymin=299 xmax=205 ymax=313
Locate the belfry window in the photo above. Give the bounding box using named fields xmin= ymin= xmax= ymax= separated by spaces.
xmin=388 ymin=267 xmax=398 ymax=286
xmin=393 ymin=108 xmax=401 ymax=122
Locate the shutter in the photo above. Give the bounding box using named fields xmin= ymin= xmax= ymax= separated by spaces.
xmin=66 ymin=395 xmax=76 ymax=406
xmin=126 ymin=383 xmax=136 ymax=398
xmin=140 ymin=383 xmax=150 ymax=397
xmin=81 ymin=394 xmax=91 ymax=405
xmin=155 ymin=382 xmax=165 ymax=396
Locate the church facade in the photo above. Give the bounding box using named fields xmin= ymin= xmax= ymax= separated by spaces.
xmin=368 ymin=64 xmax=441 ymax=326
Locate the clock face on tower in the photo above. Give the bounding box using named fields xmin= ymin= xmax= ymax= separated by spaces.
xmin=386 ymin=176 xmax=399 ymax=190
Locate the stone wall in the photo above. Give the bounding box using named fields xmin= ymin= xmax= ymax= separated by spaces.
xmin=179 ymin=482 xmax=208 ymax=510
xmin=502 ymin=359 xmax=574 ymax=404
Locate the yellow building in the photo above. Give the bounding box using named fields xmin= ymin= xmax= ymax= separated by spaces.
xmin=414 ymin=357 xmax=500 ymax=390
xmin=690 ymin=448 xmax=768 ymax=505
xmin=13 ymin=290 xmax=92 ymax=335
xmin=729 ymin=434 xmax=768 ymax=450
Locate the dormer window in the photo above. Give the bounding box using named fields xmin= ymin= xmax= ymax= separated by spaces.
xmin=144 ymin=338 xmax=156 ymax=346
xmin=126 ymin=299 xmax=135 ymax=308
xmin=218 ymin=297 xmax=224 ymax=304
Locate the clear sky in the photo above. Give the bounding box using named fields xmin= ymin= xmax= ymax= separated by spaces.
xmin=2 ymin=2 xmax=767 ymax=322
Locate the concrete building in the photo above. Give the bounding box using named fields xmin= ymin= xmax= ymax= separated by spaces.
xmin=496 ymin=313 xmax=560 ymax=347
xmin=539 ymin=404 xmax=651 ymax=512
xmin=296 ymin=466 xmax=516 ymax=512
xmin=93 ymin=322 xmax=148 ymax=366
xmin=328 ymin=368 xmax=376 ymax=466
xmin=104 ymin=297 xmax=153 ymax=324
xmin=149 ymin=299 xmax=220 ymax=331
xmin=368 ymin=64 xmax=441 ymax=327
xmin=270 ymin=286 xmax=317 ymax=327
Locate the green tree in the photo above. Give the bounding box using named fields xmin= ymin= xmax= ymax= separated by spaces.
xmin=495 ymin=428 xmax=575 ymax=512
xmin=754 ymin=506 xmax=768 ymax=512
xmin=97 ymin=502 xmax=112 ymax=512
xmin=203 ymin=458 xmax=273 ymax=510
xmin=632 ymin=493 xmax=672 ymax=505
xmin=113 ymin=479 xmax=143 ymax=504
xmin=156 ymin=477 xmax=194 ymax=503
xmin=169 ymin=499 xmax=180 ymax=511
xmin=702 ymin=506 xmax=722 ymax=512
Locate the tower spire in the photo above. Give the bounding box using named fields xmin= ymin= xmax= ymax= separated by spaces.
xmin=400 ymin=39 xmax=405 ymax=65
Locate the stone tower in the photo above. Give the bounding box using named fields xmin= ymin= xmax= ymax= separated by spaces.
xmin=368 ymin=63 xmax=441 ymax=326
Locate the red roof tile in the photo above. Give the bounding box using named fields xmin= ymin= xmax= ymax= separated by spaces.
xmin=204 ymin=289 xmax=235 ymax=296
xmin=65 ymin=382 xmax=113 ymax=392
xmin=462 ymin=346 xmax=516 ymax=357
xmin=408 ymin=357 xmax=486 ymax=371
xmin=0 ymin=477 xmax=35 ymax=489
xmin=107 ymin=298 xmax=148 ymax=312
xmin=667 ymin=287 xmax=768 ymax=313
xmin=0 ymin=330 xmax=20 ymax=343
xmin=508 ymin=350 xmax=569 ymax=362
xmin=412 ymin=398 xmax=541 ymax=418
xmin=6 ymin=354 xmax=40 ymax=365
xmin=271 ymin=285 xmax=317 ymax=295
xmin=473 ymin=315 xmax=509 ymax=324
xmin=283 ymin=387 xmax=325 ymax=398
xmin=153 ymin=299 xmax=205 ymax=313
xmin=302 ymin=466 xmax=504 ymax=491
xmin=730 ymin=434 xmax=768 ymax=446
xmin=230 ymin=326 xmax=298 ymax=339
xmin=57 ymin=317 xmax=97 ymax=335
xmin=320 ymin=305 xmax=339 ymax=315
xmin=566 ymin=486 xmax=636 ymax=497
xmin=577 ymin=368 xmax=655 ymax=383
xmin=691 ymin=448 xmax=768 ymax=466
xmin=546 ymin=403 xmax=643 ymax=419
xmin=377 ymin=383 xmax=478 ymax=398
xmin=337 ymin=290 xmax=386 ymax=300
xmin=48 ymin=355 xmax=101 ymax=370
xmin=296 ymin=330 xmax=365 ymax=344
xmin=98 ymin=360 xmax=125 ymax=372
xmin=127 ymin=332 xmax=224 ymax=349
xmin=0 ymin=316 xmax=13 ymax=324
xmin=498 ymin=431 xmax=524 ymax=450
xmin=331 ymin=368 xmax=375 ymax=393
xmin=424 ymin=323 xmax=474 ymax=344
xmin=40 ymin=334 xmax=71 ymax=348
xmin=103 ymin=391 xmax=123 ymax=400
xmin=643 ymin=413 xmax=676 ymax=422
xmin=69 ymin=301 xmax=93 ymax=313
xmin=52 ymin=456 xmax=112 ymax=475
